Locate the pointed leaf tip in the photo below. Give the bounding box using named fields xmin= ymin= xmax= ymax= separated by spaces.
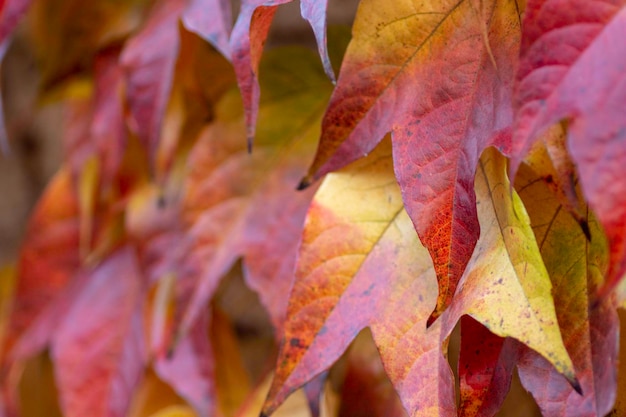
xmin=247 ymin=136 xmax=253 ymax=154
xmin=296 ymin=176 xmax=313 ymax=191
xmin=572 ymin=378 xmax=583 ymax=396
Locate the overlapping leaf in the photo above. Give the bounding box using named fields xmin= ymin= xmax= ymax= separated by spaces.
xmin=121 ymin=0 xmax=187 ymax=169
xmin=457 ymin=316 xmax=519 ymax=417
xmin=298 ymin=0 xmax=522 ymax=322
xmin=227 ymin=0 xmax=334 ymax=145
xmin=51 ymin=247 xmax=146 ymax=417
xmin=178 ymin=46 xmax=333 ymax=338
xmin=262 ymin=138 xmax=456 ymax=417
xmin=264 ymin=143 xmax=576 ymax=416
xmin=514 ymin=145 xmax=619 ymax=416
xmin=511 ymin=0 xmax=626 ymax=293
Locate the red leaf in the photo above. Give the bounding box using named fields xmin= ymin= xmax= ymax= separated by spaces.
xmin=510 ymin=0 xmax=626 ymax=292
xmin=458 ymin=316 xmax=519 ymax=417
xmin=121 ymin=0 xmax=186 ymax=168
xmin=155 ymin=310 xmax=219 ymax=417
xmin=64 ymin=49 xmax=126 ymax=184
xmin=298 ymin=0 xmax=521 ymax=322
xmin=4 ymin=170 xmax=80 ymax=360
xmin=51 ymin=247 xmax=146 ymax=417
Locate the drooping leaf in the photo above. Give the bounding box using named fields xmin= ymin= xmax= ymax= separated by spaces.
xmin=514 ymin=152 xmax=619 ymax=416
xmin=338 ymin=331 xmax=407 ymax=417
xmin=182 ymin=0 xmax=232 ymax=58
xmin=4 ymin=169 xmax=80 ymax=360
xmin=439 ymin=148 xmax=577 ymax=392
xmin=457 ymin=316 xmax=519 ymax=417
xmin=121 ymin=0 xmax=186 ymax=169
xmin=178 ymin=46 xmax=332 ymax=337
xmin=64 ymin=48 xmax=127 ymax=185
xmin=51 ymin=246 xmax=146 ymax=417
xmin=155 ymin=309 xmax=219 ymax=417
xmin=262 ymin=138 xmax=456 ymax=417
xmin=510 ymin=0 xmax=626 ymax=293
xmin=298 ymin=0 xmax=522 ymax=322
xmin=229 ymin=0 xmax=333 ymax=145
xmin=156 ymin=27 xmax=236 ymax=177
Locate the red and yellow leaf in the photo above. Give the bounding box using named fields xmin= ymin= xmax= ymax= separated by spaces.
xmin=299 ymin=0 xmax=522 ymax=322
xmin=511 ymin=0 xmax=626 ymax=293
xmin=263 ymin=138 xmax=456 ymax=416
xmin=439 ymin=148 xmax=577 ymax=392
xmin=514 ymin=149 xmax=619 ymax=416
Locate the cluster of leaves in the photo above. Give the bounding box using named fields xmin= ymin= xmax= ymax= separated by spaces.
xmin=1 ymin=0 xmax=626 ymax=416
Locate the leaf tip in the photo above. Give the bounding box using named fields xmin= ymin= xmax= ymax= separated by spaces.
xmin=426 ymin=311 xmax=439 ymax=328
xmin=297 ymin=176 xmax=314 ymax=191
xmin=247 ymin=136 xmax=254 ymax=154
xmin=571 ymin=378 xmax=583 ymax=396
xmin=578 ymin=218 xmax=591 ymax=241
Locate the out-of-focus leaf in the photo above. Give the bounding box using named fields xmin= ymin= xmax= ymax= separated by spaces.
xmin=298 ymin=0 xmax=521 ymax=322
xmin=457 ymin=316 xmax=519 ymax=417
xmin=157 ymin=27 xmax=236 ymax=177
xmin=510 ymin=0 xmax=626 ymax=294
xmin=514 ymin=151 xmax=618 ymax=415
xmin=229 ymin=0 xmax=333 ymax=145
xmin=17 ymin=353 xmax=63 ymax=417
xmin=262 ymin=138 xmax=456 ymax=417
xmin=338 ymin=331 xmax=407 ymax=417
xmin=121 ymin=0 xmax=186 ymax=168
xmin=439 ymin=148 xmax=577 ymax=391
xmin=0 ymin=0 xmax=31 ymax=47
xmin=127 ymin=370 xmax=188 ymax=417
xmin=0 ymin=265 xmax=16 ymax=361
xmin=4 ymin=169 xmax=80 ymax=360
xmin=28 ymin=0 xmax=147 ymax=89
xmin=182 ymin=0 xmax=232 ymax=58
xmin=51 ymin=246 xmax=146 ymax=417
xmin=64 ymin=48 xmax=127 ymax=185
xmin=179 ymin=46 xmax=331 ymax=338
xmin=610 ymin=309 xmax=626 ymax=416
xmin=155 ymin=310 xmax=219 ymax=417
xmin=212 ymin=308 xmax=250 ymax=416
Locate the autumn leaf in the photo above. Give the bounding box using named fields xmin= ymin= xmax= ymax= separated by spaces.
xmin=514 ymin=150 xmax=619 ymax=416
xmin=262 ymin=138 xmax=456 ymax=416
xmin=439 ymin=148 xmax=577 ymax=396
xmin=4 ymin=169 xmax=80 ymax=360
xmin=182 ymin=0 xmax=232 ymax=58
xmin=28 ymin=0 xmax=147 ymax=89
xmin=121 ymin=0 xmax=186 ymax=169
xmin=228 ymin=0 xmax=334 ymax=145
xmin=510 ymin=0 xmax=626 ymax=294
xmin=297 ymin=0 xmax=522 ymax=322
xmin=338 ymin=331 xmax=407 ymax=417
xmin=263 ymin=141 xmax=581 ymax=416
xmin=178 ymin=45 xmax=332 ymax=338
xmin=50 ymin=246 xmax=146 ymax=417
xmin=457 ymin=316 xmax=519 ymax=417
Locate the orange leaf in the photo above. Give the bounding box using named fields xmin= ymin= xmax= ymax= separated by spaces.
xmin=299 ymin=0 xmax=522 ymax=322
